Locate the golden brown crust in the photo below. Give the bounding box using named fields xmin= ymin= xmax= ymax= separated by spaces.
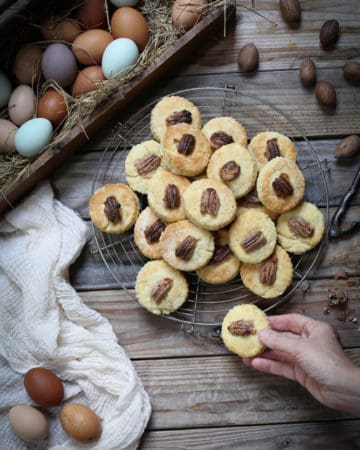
xmin=134 ymin=206 xmax=166 ymax=259
xmin=202 ymin=116 xmax=248 ymax=150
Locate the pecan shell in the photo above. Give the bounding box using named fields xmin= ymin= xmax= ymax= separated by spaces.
xmin=175 ymin=235 xmax=197 ymax=260
xmin=166 ymin=109 xmax=192 ymax=126
xmin=241 ymin=230 xmax=267 ymax=253
xmin=264 ymin=138 xmax=280 ymax=161
xmin=272 ymin=173 xmax=294 ymax=198
xmin=200 ymin=188 xmax=220 ymax=215
xmin=151 ymin=278 xmax=173 ymax=304
xmin=177 ymin=133 xmax=196 ymax=155
xmin=288 ymin=216 xmax=314 ymax=238
xmin=228 ymin=320 xmax=256 ymax=336
xmin=260 ymin=254 xmax=278 ymax=285
xmin=104 ymin=196 xmax=122 ymax=223
xmin=210 ymin=131 xmax=234 ymax=151
xmin=135 ymin=153 xmax=161 ymax=176
xmin=144 ymin=219 xmax=166 ymax=244
xmin=164 ymin=184 xmax=180 ymax=209
xmin=210 ymin=244 xmax=232 ymax=264
xmin=219 ymin=160 xmax=241 ymax=182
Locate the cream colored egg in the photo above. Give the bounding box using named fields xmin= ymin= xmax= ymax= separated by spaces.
xmin=8 ymin=85 xmax=36 ymax=126
xmin=0 ymin=119 xmax=18 ymax=153
xmin=9 ymin=405 xmax=48 ymax=443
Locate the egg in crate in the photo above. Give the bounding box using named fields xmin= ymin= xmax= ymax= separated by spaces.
xmin=13 ymin=44 xmax=43 ymax=85
xmin=77 ymin=0 xmax=107 ymax=29
xmin=40 ymin=15 xmax=82 ymax=42
xmin=109 ymin=0 xmax=139 ymax=5
xmin=102 ymin=38 xmax=139 ymax=79
xmin=8 ymin=85 xmax=36 ymax=126
xmin=72 ymin=29 xmax=114 ymax=65
xmin=172 ymin=0 xmax=207 ymax=30
xmin=0 ymin=119 xmax=18 ymax=153
xmin=37 ymin=89 xmax=68 ymax=127
xmin=111 ymin=7 xmax=149 ymax=51
xmin=0 ymin=68 xmax=12 ymax=107
xmin=72 ymin=65 xmax=105 ymax=97
xmin=15 ymin=118 xmax=53 ymax=158
xmin=41 ymin=43 xmax=77 ymax=88
xmin=9 ymin=405 xmax=48 ymax=443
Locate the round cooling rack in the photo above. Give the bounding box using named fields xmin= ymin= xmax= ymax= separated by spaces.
xmin=91 ymin=87 xmax=329 ymax=327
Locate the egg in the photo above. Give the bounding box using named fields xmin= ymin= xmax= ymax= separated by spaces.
xmin=102 ymin=38 xmax=139 ymax=79
xmin=8 ymin=85 xmax=36 ymax=126
xmin=109 ymin=0 xmax=139 ymax=6
xmin=41 ymin=43 xmax=77 ymax=88
xmin=172 ymin=0 xmax=207 ymax=30
xmin=0 ymin=69 xmax=12 ymax=108
xmin=41 ymin=15 xmax=82 ymax=42
xmin=0 ymin=119 xmax=18 ymax=153
xmin=72 ymin=29 xmax=114 ymax=66
xmin=72 ymin=66 xmax=105 ymax=97
xmin=111 ymin=7 xmax=149 ymax=52
xmin=9 ymin=405 xmax=48 ymax=443
xmin=60 ymin=403 xmax=102 ymax=442
xmin=24 ymin=367 xmax=64 ymax=407
xmin=13 ymin=44 xmax=43 ymax=85
xmin=15 ymin=118 xmax=53 ymax=158
xmin=77 ymin=0 xmax=106 ymax=29
xmin=37 ymin=90 xmax=68 ymax=126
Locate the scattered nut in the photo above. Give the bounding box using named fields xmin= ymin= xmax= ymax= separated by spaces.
xmin=135 ymin=153 xmax=161 ymax=176
xmin=315 ymin=80 xmax=337 ymax=109
xmin=166 ymin=109 xmax=192 ymax=126
xmin=238 ymin=43 xmax=259 ymax=73
xmin=334 ymin=270 xmax=349 ymax=280
xmin=343 ymin=62 xmax=360 ymax=85
xmin=335 ymin=135 xmax=360 ymax=159
xmin=279 ymin=0 xmax=301 ymax=24
xmin=320 ymin=19 xmax=339 ymax=49
xmin=299 ymin=57 xmax=317 ymax=88
xmin=104 ymin=196 xmax=121 ymax=223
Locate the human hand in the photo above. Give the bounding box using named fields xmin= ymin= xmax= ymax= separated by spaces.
xmin=243 ymin=313 xmax=360 ymax=414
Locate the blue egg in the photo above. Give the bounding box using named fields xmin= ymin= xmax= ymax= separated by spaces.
xmin=15 ymin=118 xmax=53 ymax=158
xmin=0 ymin=69 xmax=12 ymax=108
xmin=102 ymin=38 xmax=139 ymax=79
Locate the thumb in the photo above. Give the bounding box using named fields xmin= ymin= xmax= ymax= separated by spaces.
xmin=259 ymin=329 xmax=300 ymax=355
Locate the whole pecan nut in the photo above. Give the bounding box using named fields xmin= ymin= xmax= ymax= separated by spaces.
xmin=175 ymin=235 xmax=197 ymax=260
xmin=164 ymin=184 xmax=180 ymax=209
xmin=219 ymin=160 xmax=241 ymax=182
xmin=150 ymin=278 xmax=173 ymax=304
xmin=272 ymin=173 xmax=294 ymax=198
xmin=228 ymin=320 xmax=256 ymax=336
xmin=104 ymin=196 xmax=122 ymax=223
xmin=260 ymin=254 xmax=278 ymax=285
xmin=241 ymin=230 xmax=267 ymax=253
xmin=135 ymin=153 xmax=161 ymax=176
xmin=144 ymin=219 xmax=166 ymax=244
xmin=166 ymin=109 xmax=192 ymax=126
xmin=210 ymin=131 xmax=234 ymax=151
xmin=210 ymin=244 xmax=232 ymax=264
xmin=200 ymin=188 xmax=220 ymax=215
xmin=177 ymin=133 xmax=196 ymax=155
xmin=288 ymin=216 xmax=314 ymax=238
xmin=264 ymin=138 xmax=281 ymax=161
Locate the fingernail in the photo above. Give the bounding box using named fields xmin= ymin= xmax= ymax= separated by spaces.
xmin=259 ymin=329 xmax=271 ymax=341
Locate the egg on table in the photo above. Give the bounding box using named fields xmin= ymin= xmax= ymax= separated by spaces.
xmin=77 ymin=0 xmax=107 ymax=29
xmin=41 ymin=15 xmax=82 ymax=42
xmin=9 ymin=405 xmax=48 ymax=443
xmin=41 ymin=43 xmax=77 ymax=88
xmin=72 ymin=29 xmax=114 ymax=65
xmin=37 ymin=89 xmax=68 ymax=127
xmin=13 ymin=44 xmax=43 ymax=85
xmin=0 ymin=119 xmax=18 ymax=153
xmin=0 ymin=68 xmax=12 ymax=108
xmin=111 ymin=7 xmax=149 ymax=52
xmin=8 ymin=85 xmax=36 ymax=126
xmin=24 ymin=367 xmax=64 ymax=407
xmin=72 ymin=65 xmax=105 ymax=97
xmin=102 ymin=38 xmax=139 ymax=79
xmin=60 ymin=403 xmax=102 ymax=442
xmin=15 ymin=118 xmax=53 ymax=158
xmin=172 ymin=0 xmax=207 ymax=30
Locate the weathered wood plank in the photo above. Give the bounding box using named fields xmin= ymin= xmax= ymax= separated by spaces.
xmin=133 ymin=350 xmax=360 ymax=430
xmin=140 ymin=420 xmax=360 ymax=449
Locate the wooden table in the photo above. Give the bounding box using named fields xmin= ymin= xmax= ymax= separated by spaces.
xmin=50 ymin=1 xmax=360 ymax=448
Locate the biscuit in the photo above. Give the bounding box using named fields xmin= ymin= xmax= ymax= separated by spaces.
xmin=161 ymin=123 xmax=211 ymax=177
xmin=125 ymin=140 xmax=163 ymax=194
xmin=206 ymin=143 xmax=257 ymax=199
xmin=89 ymin=183 xmax=139 ymax=234
xmin=183 ymin=178 xmax=237 ymax=231
xmin=276 ymin=201 xmax=325 ymax=254
xmin=249 ymin=131 xmax=297 ymax=171
xmin=221 ymin=304 xmax=270 ymax=358
xmin=236 ymin=188 xmax=278 ymax=222
xmin=160 ymin=219 xmax=214 ymax=271
xmin=240 ymin=245 xmax=293 ymax=298
xmin=147 ymin=169 xmax=191 ymax=223
xmin=202 ymin=116 xmax=247 ymax=151
xmin=150 ymin=95 xmax=202 ymax=142
xmin=197 ymin=229 xmax=240 ymax=284
xmin=134 ymin=206 xmax=167 ymax=259
xmin=229 ymin=209 xmax=277 ymax=264
xmin=257 ymin=157 xmax=305 ymax=213
xmin=135 ymin=260 xmax=188 ymax=315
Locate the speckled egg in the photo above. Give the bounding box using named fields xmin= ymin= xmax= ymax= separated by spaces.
xmin=72 ymin=29 xmax=114 ymax=65
xmin=9 ymin=405 xmax=48 ymax=443
xmin=0 ymin=119 xmax=18 ymax=153
xmin=15 ymin=118 xmax=53 ymax=158
xmin=37 ymin=90 xmax=68 ymax=127
xmin=60 ymin=403 xmax=102 ymax=442
xmin=13 ymin=44 xmax=43 ymax=85
xmin=0 ymin=69 xmax=12 ymax=107
xmin=41 ymin=43 xmax=77 ymax=88
xmin=102 ymin=38 xmax=139 ymax=79
xmin=41 ymin=15 xmax=82 ymax=42
xmin=72 ymin=65 xmax=105 ymax=97
xmin=8 ymin=85 xmax=36 ymax=126
xmin=111 ymin=7 xmax=149 ymax=52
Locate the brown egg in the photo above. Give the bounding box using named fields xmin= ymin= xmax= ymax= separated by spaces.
xmin=60 ymin=403 xmax=102 ymax=442
xmin=13 ymin=44 xmax=43 ymax=85
xmin=72 ymin=66 xmax=105 ymax=97
xmin=37 ymin=90 xmax=68 ymax=127
xmin=24 ymin=367 xmax=64 ymax=407
xmin=72 ymin=29 xmax=113 ymax=65
xmin=41 ymin=15 xmax=82 ymax=42
xmin=111 ymin=7 xmax=149 ymax=52
xmin=172 ymin=0 xmax=207 ymax=30
xmin=78 ymin=0 xmax=106 ymax=29
xmin=0 ymin=119 xmax=18 ymax=153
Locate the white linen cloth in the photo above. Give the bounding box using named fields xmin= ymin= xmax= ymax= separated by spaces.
xmin=0 ymin=182 xmax=151 ymax=449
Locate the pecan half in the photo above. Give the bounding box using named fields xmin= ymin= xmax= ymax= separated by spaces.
xmin=200 ymin=188 xmax=220 ymax=215
xmin=219 ymin=160 xmax=241 ymax=182
xmin=242 ymin=188 xmax=261 ymax=205
xmin=104 ymin=196 xmax=122 ymax=223
xmin=260 ymin=253 xmax=278 ymax=285
xmin=264 ymin=138 xmax=280 ymax=161
xmin=210 ymin=244 xmax=232 ymax=264
xmin=164 ymin=184 xmax=180 ymax=209
xmin=144 ymin=219 xmax=166 ymax=244
xmin=135 ymin=153 xmax=161 ymax=176
xmin=150 ymin=278 xmax=173 ymax=304
xmin=166 ymin=109 xmax=192 ymax=126
xmin=241 ymin=230 xmax=267 ymax=253
xmin=288 ymin=216 xmax=314 ymax=238
xmin=175 ymin=235 xmax=197 ymax=260
xmin=177 ymin=133 xmax=196 ymax=155
xmin=228 ymin=320 xmax=256 ymax=336
xmin=210 ymin=131 xmax=234 ymax=151
xmin=272 ymin=173 xmax=294 ymax=198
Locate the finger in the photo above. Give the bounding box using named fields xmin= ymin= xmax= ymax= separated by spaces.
xmin=250 ymin=357 xmax=297 ymax=382
xmin=258 ymin=329 xmax=301 ymax=354
xmin=259 ymin=349 xmax=295 ymax=364
xmin=268 ymin=314 xmax=316 ymax=335
xmin=242 ymin=358 xmax=252 ymax=366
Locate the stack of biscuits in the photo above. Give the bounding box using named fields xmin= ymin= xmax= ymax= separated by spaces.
xmin=89 ymin=95 xmax=325 ymax=317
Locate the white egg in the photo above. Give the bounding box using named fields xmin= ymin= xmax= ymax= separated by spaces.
xmin=108 ymin=0 xmax=139 ymax=6
xmin=102 ymin=38 xmax=139 ymax=79
xmin=15 ymin=118 xmax=53 ymax=158
xmin=0 ymin=69 xmax=12 ymax=108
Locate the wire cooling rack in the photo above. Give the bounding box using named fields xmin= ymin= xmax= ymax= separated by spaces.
xmin=91 ymin=86 xmax=329 ymax=327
